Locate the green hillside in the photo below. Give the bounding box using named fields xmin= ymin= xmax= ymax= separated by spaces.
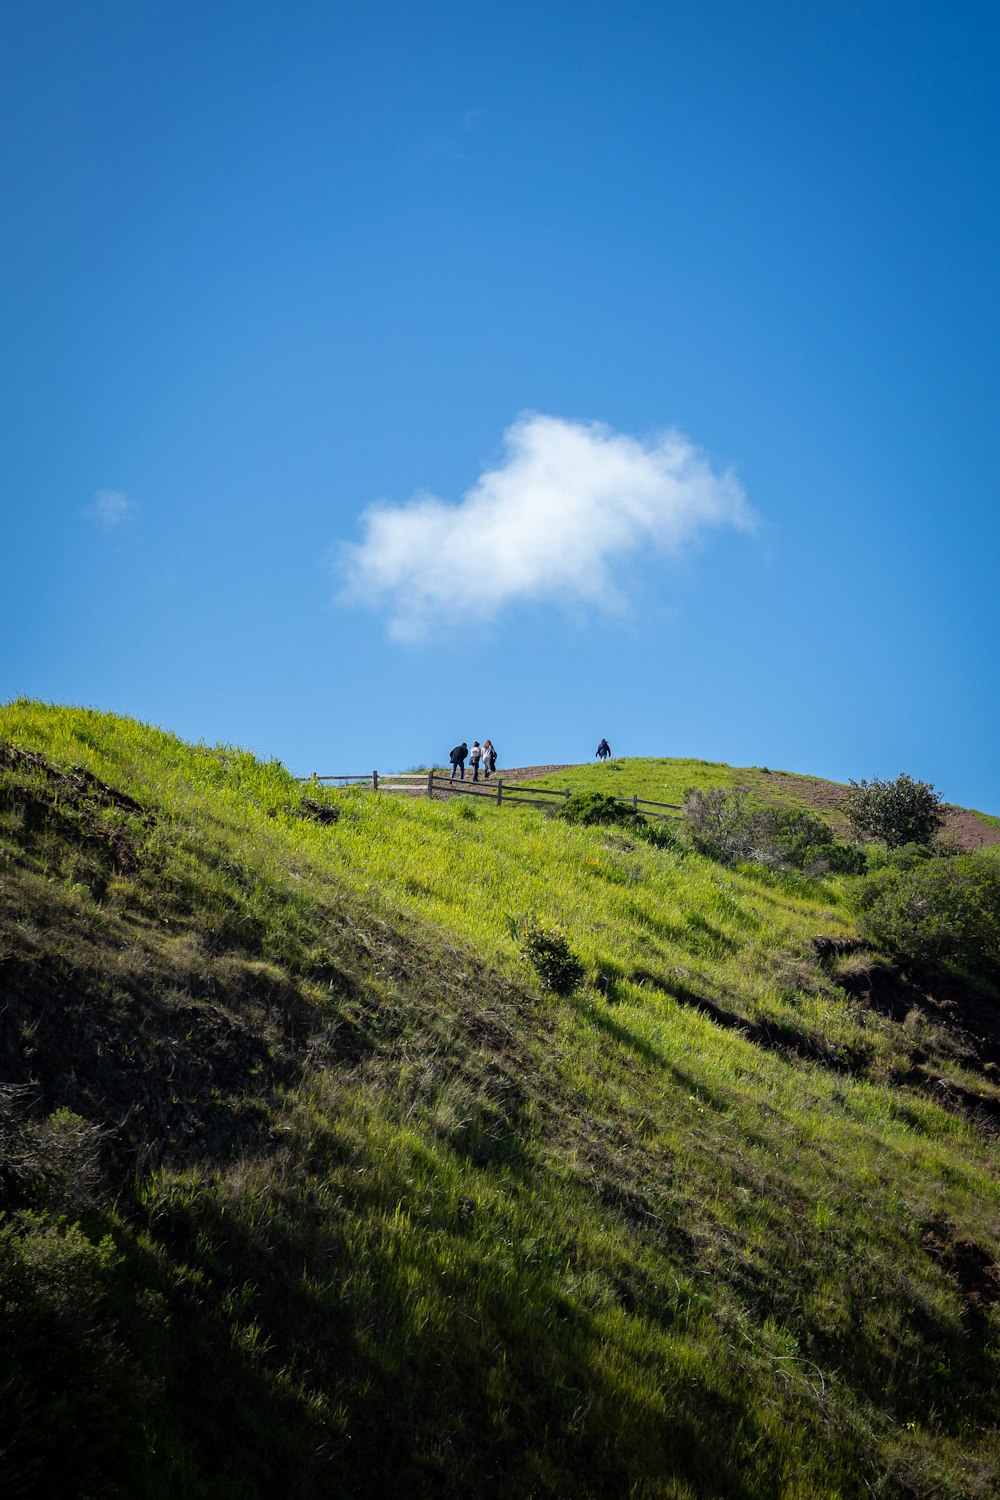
xmin=1 ymin=700 xmax=998 ymax=1499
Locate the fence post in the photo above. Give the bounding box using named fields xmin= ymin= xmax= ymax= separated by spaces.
xmin=564 ymin=789 xmax=570 ymax=800
xmin=426 ymin=769 xmax=434 ymax=798
xmin=372 ymin=769 xmax=378 ymax=790
xmin=632 ymin=793 xmax=638 ymax=813
xmin=497 ymin=779 xmax=503 ymax=806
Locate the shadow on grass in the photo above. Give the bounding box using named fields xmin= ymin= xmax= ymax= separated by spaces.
xmin=628 ymin=969 xmax=867 ymax=1075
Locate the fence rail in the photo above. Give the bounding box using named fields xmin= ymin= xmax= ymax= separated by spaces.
xmin=300 ymin=770 xmax=682 ymax=820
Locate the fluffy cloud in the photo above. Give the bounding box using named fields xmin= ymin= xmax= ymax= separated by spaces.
xmin=338 ymin=413 xmax=755 ymax=640
xmin=86 ymin=489 xmax=134 ymax=528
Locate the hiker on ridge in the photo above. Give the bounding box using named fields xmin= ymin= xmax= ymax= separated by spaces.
xmin=596 ymin=738 xmax=611 ymax=761
xmin=482 ymin=739 xmax=497 ymax=778
xmin=449 ymin=741 xmax=469 ymax=781
xmin=469 ymin=741 xmax=482 ymax=782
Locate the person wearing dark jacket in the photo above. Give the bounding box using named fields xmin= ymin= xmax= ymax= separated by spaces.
xmin=596 ymin=738 xmax=611 ymax=761
xmin=450 ymin=742 xmax=468 ymax=780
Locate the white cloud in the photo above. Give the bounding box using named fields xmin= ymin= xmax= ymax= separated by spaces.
xmin=86 ymin=489 xmax=134 ymax=529
xmin=337 ymin=413 xmax=756 ymax=641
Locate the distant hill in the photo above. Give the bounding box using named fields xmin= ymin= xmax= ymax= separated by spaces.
xmin=1 ymin=700 xmax=998 ymax=1499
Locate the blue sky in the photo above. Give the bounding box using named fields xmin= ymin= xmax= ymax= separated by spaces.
xmin=3 ymin=1 xmax=998 ymax=811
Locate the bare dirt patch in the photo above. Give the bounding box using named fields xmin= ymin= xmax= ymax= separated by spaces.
xmin=921 ymin=1215 xmax=1000 ymax=1324
xmin=939 ymin=805 xmax=1000 ymax=850
xmin=830 ymin=955 xmax=1000 ymax=1131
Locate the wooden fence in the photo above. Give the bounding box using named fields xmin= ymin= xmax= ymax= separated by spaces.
xmin=301 ymin=770 xmax=682 ymax=820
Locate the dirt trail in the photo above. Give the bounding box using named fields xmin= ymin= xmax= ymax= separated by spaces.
xmin=426 ymin=765 xmax=574 ymax=798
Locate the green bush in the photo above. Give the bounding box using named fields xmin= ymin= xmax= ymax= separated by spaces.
xmin=639 ymin=819 xmax=681 ymax=852
xmin=844 ymin=773 xmax=945 ymax=849
xmin=0 ymin=1102 xmax=105 ymax=1215
xmin=561 ymin=790 xmax=635 ymax=828
xmin=518 ymin=916 xmax=585 ymax=996
xmin=561 ymin=790 xmax=681 ymax=850
xmin=683 ymin=786 xmax=859 ymax=873
xmin=853 ymin=851 xmax=1000 ymax=977
xmin=862 ymin=841 xmax=938 ymax=874
xmin=754 ymin=804 xmax=863 ymax=874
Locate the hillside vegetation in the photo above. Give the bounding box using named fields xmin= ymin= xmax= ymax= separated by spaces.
xmin=1 ymin=700 xmax=998 ymax=1499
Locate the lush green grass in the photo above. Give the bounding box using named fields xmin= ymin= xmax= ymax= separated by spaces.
xmin=519 ymin=753 xmax=839 ymax=806
xmin=1 ymin=699 xmax=999 ymax=1499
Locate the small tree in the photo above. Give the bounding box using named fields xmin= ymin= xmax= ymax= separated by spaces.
xmin=518 ymin=916 xmax=585 ymax=996
xmin=844 ymin=773 xmax=944 ymax=849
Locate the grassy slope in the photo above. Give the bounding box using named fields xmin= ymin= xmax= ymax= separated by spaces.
xmin=1 ymin=701 xmax=998 ymax=1499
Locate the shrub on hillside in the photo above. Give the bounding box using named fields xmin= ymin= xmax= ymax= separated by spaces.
xmin=639 ymin=819 xmax=681 ymax=851
xmin=684 ymin=786 xmax=860 ymax=874
xmin=683 ymin=785 xmax=755 ymax=863
xmin=561 ymin=790 xmax=680 ymax=851
xmin=754 ymin=804 xmax=863 ymax=873
xmin=844 ymin=773 xmax=945 ymax=849
xmin=518 ymin=916 xmax=585 ymax=997
xmin=0 ymin=1100 xmax=105 ymax=1215
xmin=853 ymin=851 xmax=1000 ymax=977
xmin=561 ymin=791 xmax=636 ymax=828
xmin=862 ymin=841 xmax=938 ymax=875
